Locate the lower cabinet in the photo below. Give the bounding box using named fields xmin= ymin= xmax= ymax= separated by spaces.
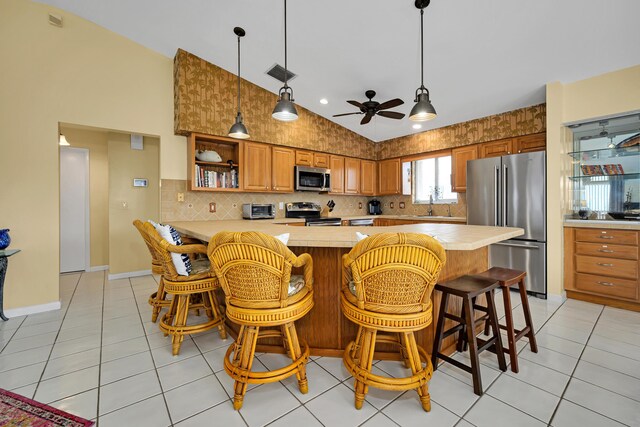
xmin=564 ymin=226 xmax=640 ymax=309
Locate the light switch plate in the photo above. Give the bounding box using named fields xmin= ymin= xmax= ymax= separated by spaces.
xmin=209 ymin=202 xmax=216 ymax=213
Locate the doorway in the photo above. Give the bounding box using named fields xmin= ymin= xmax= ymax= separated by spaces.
xmin=59 ymin=146 xmax=90 ymax=273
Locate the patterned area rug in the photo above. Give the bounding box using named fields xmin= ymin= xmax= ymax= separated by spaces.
xmin=0 ymin=388 xmax=94 ymax=427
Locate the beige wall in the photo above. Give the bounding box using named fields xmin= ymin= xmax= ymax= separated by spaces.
xmin=0 ymin=0 xmax=184 ymax=310
xmin=59 ymin=126 xmax=109 ymax=267
xmin=108 ymin=134 xmax=160 ymax=275
xmin=546 ymin=64 xmax=640 ymax=297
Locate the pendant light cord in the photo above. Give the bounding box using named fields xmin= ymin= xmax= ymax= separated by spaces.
xmin=237 ymin=34 xmax=241 ymax=114
xmin=420 ymin=8 xmax=424 ymax=90
xmin=283 ymin=0 xmax=288 ymax=89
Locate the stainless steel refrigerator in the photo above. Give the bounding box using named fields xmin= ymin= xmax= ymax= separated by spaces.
xmin=467 ymin=151 xmax=546 ymax=297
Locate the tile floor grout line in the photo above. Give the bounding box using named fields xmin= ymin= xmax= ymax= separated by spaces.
xmin=94 ymin=270 xmax=107 ymax=427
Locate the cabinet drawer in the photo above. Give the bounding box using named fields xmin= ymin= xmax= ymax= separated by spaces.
xmin=575 ymin=255 xmax=638 ymax=279
xmin=575 ymin=229 xmax=638 ymax=246
xmin=575 ymin=242 xmax=638 ymax=260
xmin=575 ymin=273 xmax=638 ymax=300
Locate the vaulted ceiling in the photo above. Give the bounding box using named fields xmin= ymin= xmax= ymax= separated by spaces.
xmin=36 ymin=0 xmax=640 ymax=141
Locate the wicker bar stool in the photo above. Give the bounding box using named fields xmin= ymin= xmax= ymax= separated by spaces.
xmin=432 ymin=276 xmax=507 ymax=396
xmin=144 ymin=222 xmax=226 ymax=355
xmin=341 ymin=233 xmax=446 ymax=411
xmin=477 ymin=267 xmax=538 ymax=373
xmin=208 ymin=231 xmax=314 ymax=410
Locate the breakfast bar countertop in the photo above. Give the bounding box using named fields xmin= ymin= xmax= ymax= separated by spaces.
xmin=169 ymin=220 xmax=523 ymax=251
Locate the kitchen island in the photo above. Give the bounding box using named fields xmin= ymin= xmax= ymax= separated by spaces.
xmin=170 ymin=220 xmax=523 ymax=358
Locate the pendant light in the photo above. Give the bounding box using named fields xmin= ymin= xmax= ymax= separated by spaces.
xmin=228 ymin=27 xmax=250 ymax=139
xmin=59 ymin=133 xmax=70 ymax=146
xmin=409 ymin=0 xmax=437 ymax=122
xmin=272 ymin=0 xmax=298 ymax=121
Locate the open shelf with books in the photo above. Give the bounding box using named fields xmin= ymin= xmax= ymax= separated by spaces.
xmin=188 ymin=133 xmax=242 ymax=191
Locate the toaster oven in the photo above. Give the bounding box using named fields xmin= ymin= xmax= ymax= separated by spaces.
xmin=242 ymin=203 xmax=276 ymax=219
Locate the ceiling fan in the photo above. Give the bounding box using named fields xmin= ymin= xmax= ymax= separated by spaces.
xmin=333 ymin=90 xmax=405 ymax=125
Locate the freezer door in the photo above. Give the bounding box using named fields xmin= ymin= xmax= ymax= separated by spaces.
xmin=490 ymin=240 xmax=546 ymax=297
xmin=467 ymin=157 xmax=501 ymax=226
xmin=502 ymin=152 xmax=546 ymax=241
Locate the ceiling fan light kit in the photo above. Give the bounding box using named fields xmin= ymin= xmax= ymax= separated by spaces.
xmin=272 ymin=0 xmax=299 ymax=122
xmin=228 ymin=26 xmax=250 ymax=139
xmin=410 ymin=0 xmax=437 ymax=122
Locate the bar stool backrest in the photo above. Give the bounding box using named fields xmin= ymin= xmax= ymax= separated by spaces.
xmin=133 ymin=219 xmax=163 ymax=275
xmin=344 ymin=233 xmax=446 ymax=314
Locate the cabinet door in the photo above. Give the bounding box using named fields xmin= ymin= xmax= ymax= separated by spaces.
xmin=479 ymin=138 xmax=513 ymax=158
xmin=514 ymin=133 xmax=546 ymax=153
xmin=243 ymin=142 xmax=271 ymax=191
xmin=451 ymin=145 xmax=478 ymax=193
xmin=329 ymin=155 xmax=345 ymax=194
xmin=377 ymin=158 xmax=401 ymax=195
xmin=295 ymin=150 xmax=313 ymax=166
xmin=271 ymin=146 xmax=294 ymax=192
xmin=344 ymin=158 xmax=360 ymax=194
xmin=314 ymin=153 xmax=330 ymax=168
xmin=360 ymin=160 xmax=376 ymax=195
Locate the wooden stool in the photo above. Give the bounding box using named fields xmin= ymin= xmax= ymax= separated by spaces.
xmin=341 ymin=233 xmax=446 ymax=411
xmin=476 ymin=267 xmax=538 ymax=373
xmin=208 ymin=231 xmax=314 ymax=410
xmin=432 ymin=275 xmax=506 ymax=396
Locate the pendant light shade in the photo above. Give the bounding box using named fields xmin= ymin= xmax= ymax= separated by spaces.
xmin=272 ymin=0 xmax=298 ymax=122
xmin=228 ymin=27 xmax=250 ymax=139
xmin=59 ymin=133 xmax=70 ymax=146
xmin=410 ymin=0 xmax=437 ymax=122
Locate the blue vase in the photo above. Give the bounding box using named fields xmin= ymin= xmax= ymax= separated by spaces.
xmin=0 ymin=229 xmax=10 ymax=250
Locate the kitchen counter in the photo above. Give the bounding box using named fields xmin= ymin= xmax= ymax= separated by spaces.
xmin=564 ymin=219 xmax=640 ymax=230
xmin=341 ymin=214 xmax=467 ymax=223
xmin=170 ymin=219 xmax=522 ymax=359
xmin=170 ymin=220 xmax=521 ymax=251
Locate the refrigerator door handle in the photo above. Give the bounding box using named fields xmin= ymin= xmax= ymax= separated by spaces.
xmin=502 ymin=164 xmax=508 ymax=226
xmin=494 ymin=166 xmax=500 ymax=226
xmin=493 ymin=242 xmax=540 ymax=249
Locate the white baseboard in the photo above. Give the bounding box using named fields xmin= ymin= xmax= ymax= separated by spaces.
xmin=87 ymin=265 xmax=109 ymax=272
xmin=108 ymin=269 xmax=152 ymax=280
xmin=4 ymin=301 xmax=61 ymax=318
xmin=547 ymin=292 xmax=567 ymax=304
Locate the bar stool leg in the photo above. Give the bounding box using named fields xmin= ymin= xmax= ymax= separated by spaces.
xmin=354 ymin=328 xmax=376 ymax=409
xmin=151 ymin=277 xmax=166 ymax=323
xmin=463 ymin=296 xmax=483 ymax=396
xmin=486 ymin=289 xmax=507 ymax=372
xmin=170 ymin=295 xmax=189 ymax=356
xmin=403 ymin=332 xmax=431 ymax=412
xmin=398 ymin=333 xmax=412 ymax=369
xmin=232 ymin=325 xmax=259 ymax=410
xmin=431 ymin=292 xmax=449 ymax=371
xmin=283 ymin=321 xmax=308 ymax=394
xmin=501 ymin=287 xmax=519 ymax=372
xmin=518 ymin=278 xmax=538 ymax=353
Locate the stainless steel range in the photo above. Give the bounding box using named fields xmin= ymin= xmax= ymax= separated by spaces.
xmin=285 ymin=202 xmax=342 ymax=226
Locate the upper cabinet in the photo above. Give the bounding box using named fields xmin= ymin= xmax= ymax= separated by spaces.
xmin=360 ymin=160 xmax=377 ymax=196
xmin=514 ymin=132 xmax=546 ymax=153
xmin=378 ymin=158 xmax=401 ymax=195
xmin=188 ymin=133 xmax=242 ymax=192
xmin=451 ymin=145 xmax=478 ymax=193
xmin=295 ymin=150 xmax=313 ymax=167
xmin=271 ymin=146 xmax=295 ymax=192
xmin=243 ymin=142 xmax=271 ymax=192
xmin=479 ymin=138 xmax=513 ymax=158
xmin=330 ymin=155 xmax=345 ymax=194
xmin=313 ymin=153 xmax=330 ymax=168
xmin=344 ymin=158 xmax=361 ymax=194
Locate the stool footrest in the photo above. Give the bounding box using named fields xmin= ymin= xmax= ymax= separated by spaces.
xmin=435 ymin=354 xmax=472 ymax=374
xmin=444 ymin=313 xmax=464 ymax=323
xmin=442 ymin=323 xmax=465 ymax=338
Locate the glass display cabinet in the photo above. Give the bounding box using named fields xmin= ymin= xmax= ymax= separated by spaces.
xmin=569 ymin=113 xmax=639 ymax=220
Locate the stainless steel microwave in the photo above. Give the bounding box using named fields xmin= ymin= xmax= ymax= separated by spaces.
xmin=295 ymin=166 xmax=331 ymax=192
xmin=242 ymin=203 xmax=275 ymax=219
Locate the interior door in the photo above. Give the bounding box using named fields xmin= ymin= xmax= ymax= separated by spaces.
xmin=60 ymin=147 xmax=89 ymax=272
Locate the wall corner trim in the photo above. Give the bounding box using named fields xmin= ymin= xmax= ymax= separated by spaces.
xmin=87 ymin=265 xmax=109 ymax=272
xmin=3 ymin=301 xmax=62 ymax=318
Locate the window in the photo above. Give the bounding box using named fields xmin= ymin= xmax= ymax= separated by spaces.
xmin=413 ymin=155 xmax=457 ymax=204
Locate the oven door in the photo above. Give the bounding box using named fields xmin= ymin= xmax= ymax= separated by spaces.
xmin=295 ymin=166 xmax=331 ymax=192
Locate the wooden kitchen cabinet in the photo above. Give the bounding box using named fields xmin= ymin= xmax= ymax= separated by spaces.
xmin=479 ymin=138 xmax=513 ymax=158
xmin=451 ymin=145 xmax=478 ymax=193
xmin=271 ymin=146 xmax=295 ymax=192
xmin=514 ymin=132 xmax=546 ymax=153
xmin=378 ymin=158 xmax=401 ymax=195
xmin=243 ymin=142 xmax=271 ymax=192
xmin=329 ymin=155 xmax=345 ymax=194
xmin=295 ymin=150 xmax=313 ymax=166
xmin=360 ymin=160 xmax=376 ymax=196
xmin=564 ymin=226 xmax=639 ymax=310
xmin=344 ymin=158 xmax=360 ymax=194
xmin=314 ymin=153 xmax=330 ymax=168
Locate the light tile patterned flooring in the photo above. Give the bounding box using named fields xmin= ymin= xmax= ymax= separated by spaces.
xmin=1 ymin=271 xmax=639 ymax=426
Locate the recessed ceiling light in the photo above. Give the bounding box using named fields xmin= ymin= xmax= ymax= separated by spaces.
xmin=412 ymin=124 xmax=422 ymax=130
xmin=320 ymin=98 xmax=328 ymax=105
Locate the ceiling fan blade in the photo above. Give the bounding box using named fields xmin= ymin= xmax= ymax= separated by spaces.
xmin=376 ymin=98 xmax=404 ymax=111
xmin=332 ymin=112 xmax=363 ymax=117
xmin=347 ymin=100 xmax=365 ymax=109
xmin=377 ymin=111 xmax=405 ymax=120
xmin=360 ymin=114 xmax=373 ymax=125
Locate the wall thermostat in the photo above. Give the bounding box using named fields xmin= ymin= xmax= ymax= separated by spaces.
xmin=133 ymin=178 xmax=148 ymax=187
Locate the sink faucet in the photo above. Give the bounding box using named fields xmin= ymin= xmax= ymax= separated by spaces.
xmin=427 ymin=195 xmax=433 ymax=216
xmin=446 ymin=204 xmax=452 ymax=217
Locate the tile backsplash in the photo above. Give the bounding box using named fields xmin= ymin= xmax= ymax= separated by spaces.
xmin=161 ymin=180 xmax=467 ymax=221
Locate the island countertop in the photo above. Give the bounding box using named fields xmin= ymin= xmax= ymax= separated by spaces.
xmin=170 ymin=220 xmax=523 ymax=251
